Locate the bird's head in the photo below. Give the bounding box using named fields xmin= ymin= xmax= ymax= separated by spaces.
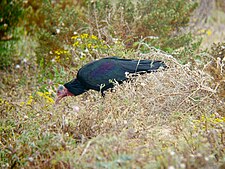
xmin=55 ymin=85 xmax=73 ymax=104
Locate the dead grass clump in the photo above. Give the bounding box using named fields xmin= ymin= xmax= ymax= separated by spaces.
xmin=206 ymin=42 xmax=225 ymax=116
xmin=49 ymin=54 xmax=225 ymax=168
xmin=60 ymin=53 xmax=215 ymax=138
xmin=1 ymin=52 xmax=225 ymax=168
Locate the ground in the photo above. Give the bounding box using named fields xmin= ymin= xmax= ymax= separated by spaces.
xmin=0 ymin=1 xmax=225 ymax=169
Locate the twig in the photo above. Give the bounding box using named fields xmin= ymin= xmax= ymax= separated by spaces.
xmin=78 ymin=140 xmax=93 ymax=161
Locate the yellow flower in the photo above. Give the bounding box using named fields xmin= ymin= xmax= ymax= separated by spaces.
xmin=211 ymin=113 xmax=215 ymax=117
xmin=201 ymin=115 xmax=205 ymax=119
xmin=20 ymin=102 xmax=25 ymax=106
xmin=0 ymin=98 xmax=8 ymax=106
xmin=37 ymin=91 xmax=54 ymax=104
xmin=0 ymin=98 xmax=3 ymax=104
xmin=37 ymin=91 xmax=44 ymax=97
xmin=71 ymin=35 xmax=79 ymax=39
xmin=222 ymin=117 xmax=225 ymax=122
xmin=55 ymin=55 xmax=61 ymax=62
xmin=206 ymin=29 xmax=212 ymax=36
xmin=214 ymin=118 xmax=223 ymax=123
xmin=81 ymin=33 xmax=88 ymax=39
xmin=91 ymin=35 xmax=98 ymax=40
xmin=193 ymin=125 xmax=198 ymax=130
xmin=198 ymin=29 xmax=212 ymax=36
xmin=63 ymin=50 xmax=69 ymax=54
xmin=27 ymin=96 xmax=33 ymax=105
xmin=73 ymin=41 xmax=79 ymax=47
xmin=45 ymin=96 xmax=54 ymax=103
xmin=193 ymin=119 xmax=201 ymax=123
xmin=87 ymin=43 xmax=92 ymax=48
xmin=198 ymin=29 xmax=206 ymax=34
xmin=92 ymin=45 xmax=97 ymax=49
xmin=55 ymin=50 xmax=61 ymax=55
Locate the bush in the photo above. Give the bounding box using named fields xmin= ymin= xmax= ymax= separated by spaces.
xmin=87 ymin=0 xmax=198 ymax=50
xmin=207 ymin=42 xmax=225 ymax=116
xmin=0 ymin=0 xmax=25 ymax=69
xmin=27 ymin=1 xmax=87 ymax=69
xmin=32 ymin=0 xmax=199 ymax=69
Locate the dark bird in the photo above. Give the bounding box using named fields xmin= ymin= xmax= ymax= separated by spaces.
xmin=56 ymin=57 xmax=166 ymax=103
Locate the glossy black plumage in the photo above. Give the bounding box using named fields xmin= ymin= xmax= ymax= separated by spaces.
xmin=64 ymin=57 xmax=166 ymax=96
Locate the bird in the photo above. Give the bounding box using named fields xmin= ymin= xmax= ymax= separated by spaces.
xmin=55 ymin=57 xmax=167 ymax=103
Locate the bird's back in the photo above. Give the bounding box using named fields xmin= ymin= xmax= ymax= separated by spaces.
xmin=77 ymin=57 xmax=166 ymax=91
xmin=77 ymin=57 xmax=123 ymax=90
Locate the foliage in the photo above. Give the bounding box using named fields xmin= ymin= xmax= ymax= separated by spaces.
xmin=0 ymin=0 xmax=25 ymax=69
xmin=27 ymin=0 xmax=87 ymax=68
xmin=137 ymin=0 xmax=197 ymax=48
xmin=87 ymin=0 xmax=198 ymax=50
xmin=50 ymin=33 xmax=109 ymax=67
xmin=1 ymin=0 xmax=225 ymax=168
xmin=0 ymin=39 xmax=16 ymax=69
xmin=30 ymin=0 xmax=199 ymax=69
xmin=207 ymin=42 xmax=225 ymax=116
xmin=0 ymin=0 xmax=24 ymax=39
xmin=1 ymin=56 xmax=225 ymax=168
xmin=216 ymin=0 xmax=225 ymax=12
xmin=173 ymin=36 xmax=203 ymax=64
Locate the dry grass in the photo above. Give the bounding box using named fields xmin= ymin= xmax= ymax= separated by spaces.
xmin=64 ymin=52 xmax=213 ymax=135
xmin=2 ymin=1 xmax=225 ymax=168
xmin=1 ymin=51 xmax=225 ymax=168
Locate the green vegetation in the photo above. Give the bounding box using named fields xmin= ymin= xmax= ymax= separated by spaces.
xmin=0 ymin=0 xmax=25 ymax=69
xmin=1 ymin=0 xmax=225 ymax=168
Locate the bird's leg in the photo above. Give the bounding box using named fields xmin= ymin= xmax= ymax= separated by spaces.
xmin=101 ymin=91 xmax=105 ymax=97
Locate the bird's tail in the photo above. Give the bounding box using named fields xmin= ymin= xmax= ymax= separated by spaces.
xmin=134 ymin=60 xmax=167 ymax=73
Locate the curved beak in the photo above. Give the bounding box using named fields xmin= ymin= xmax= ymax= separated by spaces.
xmin=55 ymin=86 xmax=74 ymax=104
xmin=55 ymin=87 xmax=67 ymax=104
xmin=55 ymin=87 xmax=74 ymax=104
xmin=55 ymin=95 xmax=63 ymax=104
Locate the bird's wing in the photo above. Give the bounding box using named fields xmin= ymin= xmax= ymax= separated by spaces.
xmin=77 ymin=58 xmax=128 ymax=90
xmin=77 ymin=57 xmax=166 ymax=91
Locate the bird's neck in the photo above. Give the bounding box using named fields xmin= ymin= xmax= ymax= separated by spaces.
xmin=66 ymin=88 xmax=74 ymax=96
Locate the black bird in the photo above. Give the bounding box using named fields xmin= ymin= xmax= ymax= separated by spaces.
xmin=56 ymin=57 xmax=166 ymax=103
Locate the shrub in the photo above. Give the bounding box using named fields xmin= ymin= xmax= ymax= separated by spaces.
xmin=29 ymin=1 xmax=87 ymax=68
xmin=33 ymin=0 xmax=199 ymax=69
xmin=87 ymin=0 xmax=198 ymax=50
xmin=207 ymin=42 xmax=225 ymax=116
xmin=50 ymin=33 xmax=108 ymax=66
xmin=0 ymin=0 xmax=25 ymax=69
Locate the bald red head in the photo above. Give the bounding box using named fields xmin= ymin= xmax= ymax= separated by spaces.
xmin=55 ymin=85 xmax=74 ymax=104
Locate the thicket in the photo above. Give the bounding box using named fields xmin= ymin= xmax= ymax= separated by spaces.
xmin=0 ymin=0 xmax=199 ymax=70
xmin=0 ymin=0 xmax=25 ymax=69
xmin=207 ymin=42 xmax=225 ymax=116
xmin=1 ymin=0 xmax=225 ymax=168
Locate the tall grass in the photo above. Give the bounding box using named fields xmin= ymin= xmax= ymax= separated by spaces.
xmin=1 ymin=51 xmax=225 ymax=168
xmin=1 ymin=0 xmax=225 ymax=168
